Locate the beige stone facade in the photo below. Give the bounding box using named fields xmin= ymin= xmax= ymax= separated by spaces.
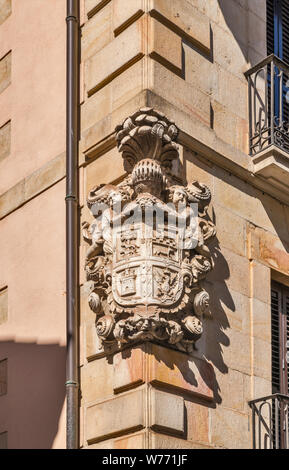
xmin=0 ymin=0 xmax=288 ymax=449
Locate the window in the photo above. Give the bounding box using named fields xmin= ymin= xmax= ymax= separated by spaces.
xmin=271 ymin=281 xmax=289 ymax=395
xmin=0 ymin=431 xmax=7 ymax=450
xmin=266 ymin=0 xmax=289 ymax=138
xmin=267 ymin=0 xmax=289 ymax=61
xmin=0 ymin=358 xmax=7 ymax=397
xmin=0 ymin=286 xmax=8 ymax=325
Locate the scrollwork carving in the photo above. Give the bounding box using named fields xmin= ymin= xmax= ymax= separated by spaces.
xmin=83 ymin=108 xmax=216 ymax=353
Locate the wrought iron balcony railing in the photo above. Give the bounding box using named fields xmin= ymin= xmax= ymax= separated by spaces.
xmin=245 ymin=54 xmax=289 ymax=155
xmin=249 ymin=394 xmax=289 ymax=449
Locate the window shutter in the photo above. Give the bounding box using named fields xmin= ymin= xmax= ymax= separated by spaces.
xmin=271 ymin=284 xmax=281 ymax=394
xmin=281 ymin=0 xmax=289 ymax=65
xmin=271 ymin=281 xmax=289 ymax=448
xmin=267 ymin=0 xmax=275 ymax=55
xmin=271 ymin=281 xmax=289 ymax=395
xmin=281 ymin=288 xmax=289 ymax=394
xmin=267 ymin=1 xmax=289 ymax=129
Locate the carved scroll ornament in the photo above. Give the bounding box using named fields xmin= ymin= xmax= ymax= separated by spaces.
xmin=83 ymin=108 xmax=216 ymax=353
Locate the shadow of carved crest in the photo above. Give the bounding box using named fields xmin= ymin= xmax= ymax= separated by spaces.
xmin=83 ymin=108 xmax=216 ymax=354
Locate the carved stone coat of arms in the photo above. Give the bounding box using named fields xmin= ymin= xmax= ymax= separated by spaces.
xmin=83 ymin=108 xmax=216 ymax=353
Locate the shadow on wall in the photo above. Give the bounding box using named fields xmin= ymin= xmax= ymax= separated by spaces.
xmin=192 ymin=229 xmax=232 ymax=405
xmin=217 ymin=0 xmax=266 ymax=65
xmin=203 ymin=233 xmax=232 ymax=391
xmin=218 ymin=0 xmax=248 ymax=59
xmin=0 ymin=340 xmax=66 ymax=449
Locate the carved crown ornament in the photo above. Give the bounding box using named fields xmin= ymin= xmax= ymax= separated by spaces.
xmin=82 ymin=108 xmax=216 ymax=354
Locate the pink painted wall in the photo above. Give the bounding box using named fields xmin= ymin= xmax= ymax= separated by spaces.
xmin=0 ymin=1 xmax=67 ymax=449
xmin=0 ymin=182 xmax=66 ymax=448
xmin=0 ymin=0 xmax=66 ymax=194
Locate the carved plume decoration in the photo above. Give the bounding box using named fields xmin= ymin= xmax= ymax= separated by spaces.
xmin=83 ymin=108 xmax=216 ymax=354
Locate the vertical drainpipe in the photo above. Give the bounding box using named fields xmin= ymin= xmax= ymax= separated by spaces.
xmin=66 ymin=0 xmax=80 ymax=450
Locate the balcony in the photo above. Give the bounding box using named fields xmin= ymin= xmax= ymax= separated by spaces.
xmin=245 ymin=55 xmax=289 ymax=192
xmin=249 ymin=394 xmax=289 ymax=449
